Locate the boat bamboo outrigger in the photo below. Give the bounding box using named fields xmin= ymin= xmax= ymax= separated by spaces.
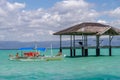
xmin=45 ymin=44 xmax=63 ymax=61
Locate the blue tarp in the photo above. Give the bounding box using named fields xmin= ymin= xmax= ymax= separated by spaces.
xmin=19 ymin=48 xmax=46 ymax=51
xmin=19 ymin=48 xmax=33 ymax=50
xmin=37 ymin=48 xmax=46 ymax=52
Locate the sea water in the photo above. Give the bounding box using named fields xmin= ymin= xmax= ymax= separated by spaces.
xmin=0 ymin=48 xmax=120 ymax=80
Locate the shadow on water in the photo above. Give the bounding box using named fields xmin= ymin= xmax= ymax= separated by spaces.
xmin=75 ymin=74 xmax=120 ymax=80
xmin=65 ymin=55 xmax=120 ymax=58
xmin=1 ymin=73 xmax=120 ymax=80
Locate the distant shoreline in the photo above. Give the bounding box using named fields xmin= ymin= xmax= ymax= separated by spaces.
xmin=0 ymin=46 xmax=120 ymax=50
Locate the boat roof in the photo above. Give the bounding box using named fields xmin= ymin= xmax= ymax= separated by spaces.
xmin=19 ymin=48 xmax=33 ymax=50
xmin=19 ymin=48 xmax=46 ymax=51
xmin=37 ymin=48 xmax=46 ymax=51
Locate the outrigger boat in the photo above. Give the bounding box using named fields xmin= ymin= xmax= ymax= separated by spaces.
xmin=9 ymin=47 xmax=64 ymax=61
xmin=9 ymin=47 xmax=46 ymax=61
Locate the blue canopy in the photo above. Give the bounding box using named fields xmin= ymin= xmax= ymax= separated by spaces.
xmin=19 ymin=48 xmax=33 ymax=50
xmin=19 ymin=47 xmax=46 ymax=52
xmin=37 ymin=48 xmax=46 ymax=52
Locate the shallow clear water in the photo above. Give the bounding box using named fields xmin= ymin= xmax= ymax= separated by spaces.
xmin=0 ymin=48 xmax=120 ymax=80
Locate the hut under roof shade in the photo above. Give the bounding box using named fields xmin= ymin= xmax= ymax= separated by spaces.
xmin=54 ymin=22 xmax=120 ymax=35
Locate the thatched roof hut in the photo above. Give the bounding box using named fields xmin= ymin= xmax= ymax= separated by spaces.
xmin=54 ymin=22 xmax=120 ymax=35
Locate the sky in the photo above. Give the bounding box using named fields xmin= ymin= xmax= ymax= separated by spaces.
xmin=0 ymin=0 xmax=120 ymax=42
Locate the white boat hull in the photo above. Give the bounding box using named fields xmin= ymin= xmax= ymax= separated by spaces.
xmin=45 ymin=56 xmax=63 ymax=61
xmin=9 ymin=55 xmax=63 ymax=61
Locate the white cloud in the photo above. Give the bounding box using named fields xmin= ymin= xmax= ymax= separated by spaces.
xmin=49 ymin=30 xmax=55 ymax=35
xmin=0 ymin=0 xmax=99 ymax=41
xmin=53 ymin=0 xmax=89 ymax=12
xmin=6 ymin=2 xmax=25 ymax=11
xmin=22 ymin=33 xmax=34 ymax=37
xmin=109 ymin=20 xmax=120 ymax=28
xmin=0 ymin=35 xmax=5 ymax=40
xmin=109 ymin=7 xmax=120 ymax=18
xmin=1 ymin=0 xmax=119 ymax=42
xmin=0 ymin=8 xmax=7 ymax=16
xmin=102 ymin=7 xmax=120 ymax=28
xmin=97 ymin=20 xmax=107 ymax=24
xmin=49 ymin=0 xmax=99 ymax=29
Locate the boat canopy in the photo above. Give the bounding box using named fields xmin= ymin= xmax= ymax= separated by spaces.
xmin=19 ymin=48 xmax=46 ymax=52
xmin=37 ymin=48 xmax=46 ymax=51
xmin=19 ymin=48 xmax=33 ymax=50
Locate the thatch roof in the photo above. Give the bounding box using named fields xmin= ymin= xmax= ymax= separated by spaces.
xmin=54 ymin=22 xmax=120 ymax=35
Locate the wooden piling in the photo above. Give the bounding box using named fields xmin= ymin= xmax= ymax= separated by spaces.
xmin=81 ymin=34 xmax=84 ymax=56
xmin=81 ymin=46 xmax=84 ymax=56
xmin=109 ymin=35 xmax=113 ymax=56
xmin=96 ymin=35 xmax=100 ymax=56
xmin=109 ymin=46 xmax=112 ymax=56
xmin=70 ymin=35 xmax=73 ymax=57
xmin=73 ymin=35 xmax=76 ymax=56
xmin=60 ymin=35 xmax=62 ymax=52
xmin=84 ymin=35 xmax=88 ymax=56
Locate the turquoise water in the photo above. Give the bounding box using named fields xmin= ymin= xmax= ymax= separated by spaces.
xmin=0 ymin=48 xmax=120 ymax=80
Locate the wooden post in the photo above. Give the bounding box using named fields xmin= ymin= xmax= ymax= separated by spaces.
xmin=109 ymin=35 xmax=113 ymax=56
xmin=79 ymin=35 xmax=84 ymax=56
xmin=84 ymin=35 xmax=88 ymax=56
xmin=73 ymin=35 xmax=76 ymax=56
xmin=109 ymin=46 xmax=112 ymax=56
xmin=60 ymin=35 xmax=62 ymax=52
xmin=82 ymin=46 xmax=84 ymax=56
xmin=96 ymin=35 xmax=100 ymax=56
xmin=70 ymin=35 xmax=73 ymax=57
xmin=81 ymin=27 xmax=85 ymax=57
xmin=82 ymin=35 xmax=85 ymax=56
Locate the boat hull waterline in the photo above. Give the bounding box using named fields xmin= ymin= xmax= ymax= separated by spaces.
xmin=9 ymin=55 xmax=64 ymax=61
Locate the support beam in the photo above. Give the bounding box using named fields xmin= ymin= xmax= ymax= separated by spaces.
xmin=96 ymin=35 xmax=100 ymax=56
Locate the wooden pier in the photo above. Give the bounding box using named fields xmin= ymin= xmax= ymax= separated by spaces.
xmin=54 ymin=22 xmax=120 ymax=57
